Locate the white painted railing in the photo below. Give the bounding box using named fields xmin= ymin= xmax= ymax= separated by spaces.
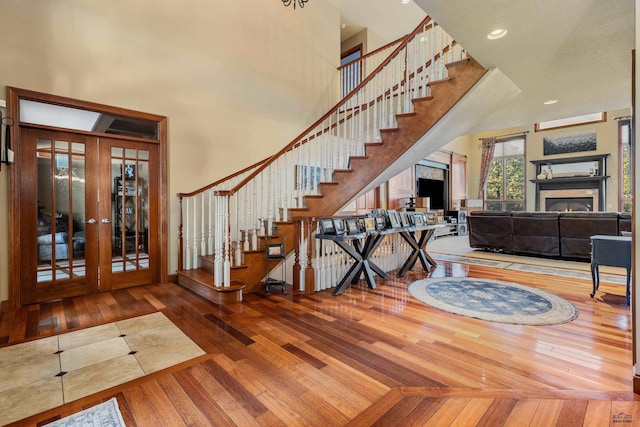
xmin=178 ymin=16 xmax=467 ymax=290
xmin=339 ymin=37 xmax=406 ymax=97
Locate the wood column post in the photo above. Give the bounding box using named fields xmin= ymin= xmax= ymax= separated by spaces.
xmin=292 ymin=218 xmax=301 ymax=291
xmin=304 ymin=218 xmax=316 ymax=294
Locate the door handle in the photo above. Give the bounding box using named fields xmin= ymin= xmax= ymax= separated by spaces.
xmin=84 ymin=219 xmax=97 ymax=224
xmin=101 ymin=218 xmax=113 ymax=224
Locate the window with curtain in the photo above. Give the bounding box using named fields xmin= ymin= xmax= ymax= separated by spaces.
xmin=619 ymin=119 xmax=632 ymax=212
xmin=484 ymin=136 xmax=525 ymax=211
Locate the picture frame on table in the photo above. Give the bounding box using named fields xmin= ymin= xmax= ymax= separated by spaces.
xmin=346 ymin=218 xmax=361 ymax=235
xmin=426 ymin=212 xmax=437 ymax=225
xmin=436 ymin=216 xmax=445 ymax=224
xmin=319 ymin=218 xmax=336 ymax=235
xmin=375 ymin=216 xmax=387 ymax=230
xmin=388 ymin=210 xmax=401 ymax=228
xmin=333 ymin=218 xmax=346 ymax=235
xmin=400 ymin=212 xmax=413 ymax=227
xmin=413 ymin=213 xmax=425 ymax=226
xmin=364 ymin=217 xmax=376 ymax=232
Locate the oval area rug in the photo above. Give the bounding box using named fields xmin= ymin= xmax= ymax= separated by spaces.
xmin=408 ymin=277 xmax=578 ymax=325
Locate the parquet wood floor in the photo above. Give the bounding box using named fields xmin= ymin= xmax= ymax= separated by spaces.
xmin=0 ymin=259 xmax=636 ymax=426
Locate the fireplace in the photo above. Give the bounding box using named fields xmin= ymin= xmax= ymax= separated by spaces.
xmin=545 ymin=197 xmax=593 ymax=212
xmin=539 ymin=189 xmax=599 ymax=212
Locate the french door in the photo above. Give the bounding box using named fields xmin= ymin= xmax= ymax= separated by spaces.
xmin=19 ymin=128 xmax=159 ymax=304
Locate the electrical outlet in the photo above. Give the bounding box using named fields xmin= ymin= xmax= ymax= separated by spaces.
xmin=607 ymin=203 xmax=612 ymax=208
xmin=0 ymin=99 xmax=6 ymax=108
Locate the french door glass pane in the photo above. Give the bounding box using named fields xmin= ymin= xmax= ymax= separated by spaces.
xmin=111 ymin=147 xmax=150 ymax=272
xmin=36 ymin=138 xmax=86 ymax=282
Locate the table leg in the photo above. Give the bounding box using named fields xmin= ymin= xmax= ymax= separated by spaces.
xmin=626 ymin=268 xmax=631 ymax=304
xmin=398 ymin=229 xmax=437 ymax=276
xmin=333 ymin=260 xmax=363 ymax=296
xmin=590 ymin=262 xmax=599 ymax=298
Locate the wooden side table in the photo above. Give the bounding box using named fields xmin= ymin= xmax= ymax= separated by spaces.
xmin=590 ymin=235 xmax=632 ymax=304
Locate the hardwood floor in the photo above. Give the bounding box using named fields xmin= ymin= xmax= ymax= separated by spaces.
xmin=1 ymin=259 xmax=636 ymax=426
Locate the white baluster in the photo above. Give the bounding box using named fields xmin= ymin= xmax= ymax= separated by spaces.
xmin=208 ymin=190 xmax=214 ymax=255
xmin=185 ymin=199 xmax=191 ymax=270
xmin=223 ymin=194 xmax=231 ymax=287
xmin=201 ymin=193 xmax=206 ymax=257
xmin=214 ymin=196 xmax=223 ymax=286
xmin=192 ymin=197 xmax=198 ymax=269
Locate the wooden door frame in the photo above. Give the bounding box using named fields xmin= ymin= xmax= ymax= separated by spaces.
xmin=6 ymin=87 xmax=168 ymax=308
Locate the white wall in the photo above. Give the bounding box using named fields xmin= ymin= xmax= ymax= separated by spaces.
xmin=0 ymin=0 xmax=342 ymax=302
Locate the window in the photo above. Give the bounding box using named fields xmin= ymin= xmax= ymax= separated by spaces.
xmin=484 ymin=136 xmax=525 ymax=211
xmin=340 ymin=46 xmax=362 ymax=97
xmin=619 ymin=119 xmax=632 ymax=212
xmin=535 ymin=112 xmax=606 ymax=132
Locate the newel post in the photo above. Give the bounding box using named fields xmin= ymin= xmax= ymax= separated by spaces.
xmin=177 ymin=194 xmax=184 ymax=272
xmin=305 ymin=217 xmax=316 ymax=294
xmin=292 ymin=218 xmax=302 ymax=291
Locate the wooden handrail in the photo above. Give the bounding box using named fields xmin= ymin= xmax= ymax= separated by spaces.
xmin=337 ymin=35 xmax=407 ymax=71
xmin=176 ymin=156 xmax=271 ymax=198
xmin=228 ymin=16 xmax=434 ymax=195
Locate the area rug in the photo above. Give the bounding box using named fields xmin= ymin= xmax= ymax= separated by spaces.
xmin=44 ymin=397 xmax=125 ymax=426
xmin=408 ymin=277 xmax=579 ymax=325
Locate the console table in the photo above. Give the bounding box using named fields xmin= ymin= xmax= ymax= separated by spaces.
xmin=590 ymin=235 xmax=632 ymax=304
xmin=316 ymin=224 xmax=442 ymax=296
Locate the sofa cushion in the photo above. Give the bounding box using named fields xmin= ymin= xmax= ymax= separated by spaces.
xmin=511 ymin=212 xmax=560 ymax=257
xmin=558 ymin=212 xmax=619 ymax=259
xmin=468 ymin=211 xmax=513 ymax=252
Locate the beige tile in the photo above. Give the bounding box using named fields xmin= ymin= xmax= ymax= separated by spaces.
xmin=135 ymin=340 xmax=205 ymax=374
xmin=0 ymin=376 xmax=63 ymax=425
xmin=62 ymin=354 xmax=144 ymax=403
xmin=124 ymin=323 xmax=192 ymax=351
xmin=0 ymin=352 xmax=61 ymax=393
xmin=58 ymin=323 xmax=121 ymax=351
xmin=0 ymin=336 xmax=58 ymax=370
xmin=60 ymin=337 xmax=132 ymax=372
xmin=115 ymin=311 xmax=172 ymax=335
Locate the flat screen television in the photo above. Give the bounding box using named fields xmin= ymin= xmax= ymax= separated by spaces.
xmin=416 ymin=178 xmax=446 ymax=210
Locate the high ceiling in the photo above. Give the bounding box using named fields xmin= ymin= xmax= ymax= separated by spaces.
xmin=340 ymin=0 xmax=635 ymax=133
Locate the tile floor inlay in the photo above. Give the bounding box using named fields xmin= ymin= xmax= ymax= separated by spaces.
xmin=0 ymin=312 xmax=205 ymax=426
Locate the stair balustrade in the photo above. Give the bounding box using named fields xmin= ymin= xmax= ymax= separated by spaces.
xmin=177 ymin=16 xmax=468 ymax=291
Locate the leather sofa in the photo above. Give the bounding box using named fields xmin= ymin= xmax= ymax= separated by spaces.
xmin=468 ymin=211 xmax=630 ymax=261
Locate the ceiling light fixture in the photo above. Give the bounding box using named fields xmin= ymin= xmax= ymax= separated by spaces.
xmin=487 ymin=29 xmax=507 ymax=40
xmin=401 ymin=0 xmax=411 ymax=4
xmin=544 ymin=99 xmax=558 ymax=105
xmin=282 ymin=0 xmax=308 ymax=9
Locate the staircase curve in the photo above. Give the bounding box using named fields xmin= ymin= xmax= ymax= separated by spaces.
xmin=176 ymin=16 xmax=519 ymax=302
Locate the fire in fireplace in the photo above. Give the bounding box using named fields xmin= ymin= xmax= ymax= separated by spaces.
xmin=545 ymin=197 xmax=594 ymax=212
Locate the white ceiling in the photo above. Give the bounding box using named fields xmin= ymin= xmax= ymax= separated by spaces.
xmin=340 ymin=0 xmax=635 ymax=133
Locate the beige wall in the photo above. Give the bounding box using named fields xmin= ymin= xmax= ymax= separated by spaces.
xmin=0 ymin=0 xmax=341 ymax=302
xmin=445 ymin=108 xmax=630 ymax=211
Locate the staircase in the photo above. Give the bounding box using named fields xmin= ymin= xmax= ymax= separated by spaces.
xmin=176 ymin=17 xmax=505 ymax=302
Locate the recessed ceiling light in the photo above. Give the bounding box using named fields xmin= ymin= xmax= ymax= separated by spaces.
xmin=487 ymin=29 xmax=507 ymax=40
xmin=544 ymin=99 xmax=558 ymax=105
xmin=401 ymin=0 xmax=410 ymax=4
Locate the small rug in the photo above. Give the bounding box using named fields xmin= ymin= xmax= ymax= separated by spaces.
xmin=408 ymin=277 xmax=579 ymax=325
xmin=44 ymin=397 xmax=125 ymax=426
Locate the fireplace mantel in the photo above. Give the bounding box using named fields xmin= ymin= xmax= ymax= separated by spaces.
xmin=530 ymin=154 xmax=609 ymax=211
